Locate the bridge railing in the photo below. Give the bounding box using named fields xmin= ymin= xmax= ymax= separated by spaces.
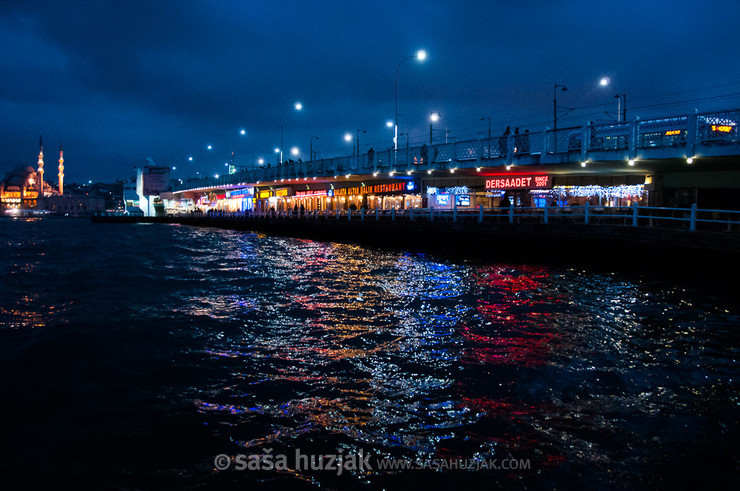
xmin=169 ymin=204 xmax=740 ymax=233
xmin=172 ymin=107 xmax=740 ymax=193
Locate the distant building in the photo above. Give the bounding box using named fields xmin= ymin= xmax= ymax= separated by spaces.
xmin=38 ymin=194 xmax=105 ymax=215
xmin=0 ymin=166 xmax=41 ymax=211
xmin=135 ymin=160 xmax=170 ymax=216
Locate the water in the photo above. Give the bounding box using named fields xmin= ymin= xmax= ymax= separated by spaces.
xmin=0 ymin=218 xmax=737 ymax=489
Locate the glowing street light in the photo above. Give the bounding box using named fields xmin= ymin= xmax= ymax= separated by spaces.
xmin=206 ymin=145 xmax=212 ymax=150
xmin=386 ymin=120 xmax=394 ymax=128
xmin=429 ymin=112 xmax=440 ymax=145
xmin=294 ymin=101 xmax=303 ymax=111
xmin=290 ymin=146 xmax=300 ymax=157
xmin=240 ymin=129 xmax=246 ymax=136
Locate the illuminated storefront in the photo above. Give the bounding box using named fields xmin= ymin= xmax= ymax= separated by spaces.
xmin=219 ymin=187 xmax=254 ymax=212
xmin=483 ymin=173 xmax=648 ymax=207
xmin=332 ymin=181 xmax=421 ymax=211
xmin=426 ymin=185 xmax=479 ymax=210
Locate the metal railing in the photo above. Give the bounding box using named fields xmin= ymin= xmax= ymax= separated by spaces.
xmin=144 ymin=204 xmax=740 ymax=233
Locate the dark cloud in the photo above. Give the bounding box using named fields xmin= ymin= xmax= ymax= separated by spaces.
xmin=1 ymin=0 xmax=739 ymax=181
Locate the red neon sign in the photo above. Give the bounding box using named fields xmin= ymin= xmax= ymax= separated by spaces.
xmin=485 ymin=175 xmax=551 ymax=190
xmin=295 ymin=190 xmax=328 ymax=197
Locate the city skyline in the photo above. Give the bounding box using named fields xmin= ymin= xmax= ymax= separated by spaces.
xmin=1 ymin=0 xmax=739 ymax=181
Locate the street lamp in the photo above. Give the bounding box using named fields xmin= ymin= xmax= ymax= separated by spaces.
xmin=600 ymin=77 xmax=627 ymax=122
xmin=310 ymin=136 xmax=319 ymax=161
xmin=481 ymin=116 xmax=492 ymax=141
xmin=553 ymin=83 xmax=567 ymax=133
xmin=429 ymin=112 xmax=440 ymax=145
xmin=294 ymin=101 xmax=303 ymax=111
xmin=615 ymin=93 xmax=627 ymax=123
xmin=395 ymin=49 xmax=427 ymax=150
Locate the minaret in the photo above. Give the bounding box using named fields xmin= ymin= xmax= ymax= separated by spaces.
xmin=37 ymin=135 xmax=45 ymax=196
xmin=58 ymin=143 xmax=64 ymax=195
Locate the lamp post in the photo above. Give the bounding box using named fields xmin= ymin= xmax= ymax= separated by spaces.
xmin=615 ymin=93 xmax=627 ymax=122
xmin=429 ymin=112 xmax=440 ymax=145
xmin=600 ymin=77 xmax=627 ymax=122
xmin=356 ymin=129 xmax=366 ymax=157
xmin=553 ymin=83 xmax=567 ymax=133
xmin=310 ymin=136 xmax=319 ymax=161
xmin=395 ymin=49 xmax=427 ymax=151
xmin=481 ymin=116 xmax=492 ymax=141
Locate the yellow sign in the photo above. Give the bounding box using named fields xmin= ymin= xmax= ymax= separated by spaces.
xmin=665 ymin=129 xmax=682 ymax=136
xmin=711 ymin=125 xmax=733 ymax=133
xmin=258 ymin=191 xmax=271 ymax=199
xmin=275 ymin=188 xmax=289 ymax=197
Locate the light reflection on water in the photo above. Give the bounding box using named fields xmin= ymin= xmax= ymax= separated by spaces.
xmin=0 ymin=218 xmax=737 ymax=488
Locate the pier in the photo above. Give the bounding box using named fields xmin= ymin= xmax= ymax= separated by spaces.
xmin=94 ymin=204 xmax=740 ymax=282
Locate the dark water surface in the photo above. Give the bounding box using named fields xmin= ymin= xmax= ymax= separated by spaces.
xmin=0 ymin=218 xmax=737 ymax=490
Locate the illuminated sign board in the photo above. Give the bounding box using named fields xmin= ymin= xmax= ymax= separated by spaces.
xmin=711 ymin=125 xmax=734 ymax=133
xmin=436 ymin=194 xmax=450 ymax=206
xmin=225 ymin=188 xmax=254 ymax=199
xmin=335 ymin=182 xmax=410 ymax=196
xmin=295 ymin=190 xmax=328 ymax=197
xmin=665 ymin=130 xmax=682 ymax=136
xmin=258 ymin=191 xmax=271 ymax=199
xmin=456 ymin=195 xmax=471 ymax=206
xmin=427 ymin=186 xmax=469 ymax=195
xmin=485 ymin=175 xmax=551 ymax=190
xmin=275 ymin=188 xmax=289 ymax=197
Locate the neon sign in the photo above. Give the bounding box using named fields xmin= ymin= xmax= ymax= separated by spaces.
xmin=225 ymin=188 xmax=254 ymax=198
xmin=295 ymin=190 xmax=328 ymax=197
xmin=335 ymin=182 xmax=408 ymax=196
xmin=665 ymin=129 xmax=682 ymax=136
xmin=711 ymin=125 xmax=733 ymax=133
xmin=485 ymin=175 xmax=551 ymax=190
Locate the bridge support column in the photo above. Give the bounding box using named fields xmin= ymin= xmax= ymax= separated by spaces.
xmin=544 ymin=204 xmax=549 ymax=224
xmin=584 ymin=201 xmax=589 ymax=224
xmin=478 ymin=204 xmax=483 ymax=223
xmin=690 ymin=203 xmax=697 ymax=231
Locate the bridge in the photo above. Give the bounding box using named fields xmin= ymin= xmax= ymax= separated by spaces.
xmin=173 ymin=107 xmax=740 ymax=193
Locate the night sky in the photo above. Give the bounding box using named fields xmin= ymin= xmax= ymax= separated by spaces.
xmin=2 ymin=0 xmax=739 ymax=182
